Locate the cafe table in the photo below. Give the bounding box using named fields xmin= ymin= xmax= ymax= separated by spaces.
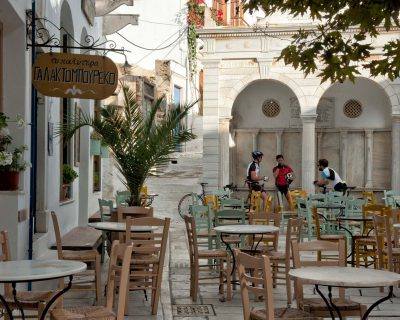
xmin=214 ymin=224 xmax=279 ymax=275
xmin=88 ymin=221 xmax=158 ymax=233
xmin=289 ymin=266 xmax=400 ymax=320
xmin=0 ymin=259 xmax=86 ymax=320
xmin=393 ymin=223 xmax=400 ymax=229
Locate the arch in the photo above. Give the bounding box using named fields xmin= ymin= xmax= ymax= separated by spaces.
xmin=313 ymin=76 xmax=400 ymax=115
xmin=225 ymin=72 xmax=307 ymax=116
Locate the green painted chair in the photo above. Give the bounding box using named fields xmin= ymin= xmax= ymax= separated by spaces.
xmin=297 ymin=198 xmax=315 ymax=240
xmin=214 ymin=209 xmax=247 ymax=249
xmin=308 ymin=193 xmax=326 ymax=203
xmin=116 ymin=190 xmax=130 ymax=207
xmin=383 ymin=190 xmax=397 ymax=208
xmin=219 ymin=198 xmax=244 ymax=210
xmin=212 ymin=189 xmax=231 ymax=199
xmin=190 ymin=205 xmax=215 ymax=250
xmin=98 ymin=198 xmax=114 ymax=262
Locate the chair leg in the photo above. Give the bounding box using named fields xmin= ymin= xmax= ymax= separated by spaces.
xmin=192 ymin=264 xmax=199 ymax=302
xmin=95 ymin=255 xmax=101 ymax=304
xmin=285 ymin=264 xmax=292 ymax=306
xmin=219 ymin=259 xmax=224 ymax=295
xmin=225 ymin=257 xmax=232 ymax=301
xmin=189 ymin=264 xmax=194 ymax=298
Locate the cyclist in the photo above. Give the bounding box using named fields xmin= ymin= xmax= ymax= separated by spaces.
xmin=246 ymin=150 xmax=268 ymax=203
xmin=273 ymin=154 xmax=294 ymax=210
xmin=314 ymin=159 xmax=347 ymax=194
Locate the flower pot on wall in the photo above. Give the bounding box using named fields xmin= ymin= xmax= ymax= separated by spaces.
xmin=90 ymin=138 xmax=101 ymax=156
xmin=0 ymin=171 xmax=19 ymax=191
xmin=100 ymin=145 xmax=109 ymax=158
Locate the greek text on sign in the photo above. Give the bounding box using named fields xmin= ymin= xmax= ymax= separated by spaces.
xmin=32 ymin=52 xmax=118 ymax=100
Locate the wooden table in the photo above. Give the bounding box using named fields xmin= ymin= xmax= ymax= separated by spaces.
xmin=50 ymin=226 xmax=102 ymax=251
xmin=0 ymin=260 xmax=86 ymax=320
xmin=289 ymin=266 xmax=400 ymax=320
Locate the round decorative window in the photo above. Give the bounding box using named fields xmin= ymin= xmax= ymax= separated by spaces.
xmin=343 ymin=99 xmax=362 ymax=118
xmin=262 ymin=99 xmax=280 ymax=118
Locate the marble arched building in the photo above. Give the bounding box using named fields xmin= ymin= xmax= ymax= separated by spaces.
xmin=197 ymin=23 xmax=400 ymax=194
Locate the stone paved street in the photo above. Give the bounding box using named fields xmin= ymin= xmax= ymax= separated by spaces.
xmin=58 ymin=152 xmax=400 ymax=319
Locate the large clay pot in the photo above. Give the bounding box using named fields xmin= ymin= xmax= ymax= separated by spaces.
xmin=0 ymin=171 xmax=19 ymax=191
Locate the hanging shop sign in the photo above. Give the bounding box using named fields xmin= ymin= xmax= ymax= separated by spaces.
xmin=32 ymin=52 xmax=118 ymax=100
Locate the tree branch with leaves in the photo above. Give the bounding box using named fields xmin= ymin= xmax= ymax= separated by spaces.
xmin=244 ymin=0 xmax=400 ymax=83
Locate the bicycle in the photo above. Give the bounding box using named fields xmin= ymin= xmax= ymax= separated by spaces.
xmin=178 ymin=182 xmax=238 ymax=219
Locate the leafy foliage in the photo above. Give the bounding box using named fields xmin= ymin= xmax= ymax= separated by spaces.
xmin=58 ymin=85 xmax=196 ymax=206
xmin=244 ymin=0 xmax=400 ymax=83
xmin=62 ymin=164 xmax=78 ymax=184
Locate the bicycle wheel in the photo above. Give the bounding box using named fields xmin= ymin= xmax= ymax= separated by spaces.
xmin=178 ymin=193 xmax=194 ymax=219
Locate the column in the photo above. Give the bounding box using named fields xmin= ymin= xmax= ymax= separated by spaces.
xmin=365 ymin=130 xmax=373 ymax=188
xmin=229 ymin=130 xmax=237 ymax=185
xmin=392 ymin=115 xmax=400 ymax=190
xmin=251 ymin=129 xmax=259 ymax=151
xmin=219 ymin=117 xmax=231 ymax=187
xmin=202 ymin=59 xmax=221 ymax=188
xmin=317 ymin=131 xmax=323 ymax=160
xmin=301 ymin=114 xmax=317 ymax=193
xmin=340 ymin=130 xmax=348 ymax=181
xmin=276 ymin=130 xmax=283 ymax=155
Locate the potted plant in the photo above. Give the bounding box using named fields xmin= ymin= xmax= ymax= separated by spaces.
xmin=58 ymin=84 xmax=195 ymax=206
xmin=0 ymin=112 xmax=28 ymax=191
xmin=62 ymin=164 xmax=78 ymax=201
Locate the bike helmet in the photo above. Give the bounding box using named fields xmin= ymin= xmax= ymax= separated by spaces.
xmin=252 ymin=150 xmax=264 ymax=160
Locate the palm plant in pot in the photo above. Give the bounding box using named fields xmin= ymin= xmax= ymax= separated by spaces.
xmin=58 ymin=85 xmax=195 ymax=206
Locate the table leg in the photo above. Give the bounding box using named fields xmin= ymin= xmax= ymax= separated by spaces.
xmin=361 ymin=286 xmax=393 ymax=320
xmin=12 ymin=282 xmax=25 ymax=319
xmin=0 ymin=290 xmax=14 ymax=320
xmin=328 ymin=285 xmax=343 ymax=319
xmin=315 ymin=285 xmax=336 ymax=320
xmin=39 ymin=275 xmax=73 ymax=320
xmin=337 ymin=221 xmax=355 ymax=263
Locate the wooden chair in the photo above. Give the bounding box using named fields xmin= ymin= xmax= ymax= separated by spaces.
xmin=362 ymin=191 xmax=377 ymax=205
xmin=249 ymin=190 xmax=262 ymax=214
xmin=51 ymin=212 xmax=101 ymax=304
xmin=140 ymin=185 xmax=148 ymax=206
xmin=115 ymin=190 xmax=131 ymax=207
xmin=220 ymin=198 xmax=245 ymax=210
xmin=191 ymin=204 xmax=215 ymax=250
xmin=0 ymin=230 xmax=56 ymax=319
xmin=98 ymin=199 xmax=114 ymax=261
xmin=184 ymin=215 xmax=232 ymax=302
xmin=354 ymin=204 xmax=391 ymax=268
xmin=203 ymin=194 xmax=219 ymax=211
xmin=117 ymin=206 xmax=153 ymax=222
xmin=235 ymin=249 xmax=320 ymax=320
xmin=373 ymin=214 xmax=400 ymax=273
xmin=291 ymin=239 xmax=366 ymax=318
xmin=51 ymin=241 xmax=133 ymax=320
xmin=125 ymin=216 xmax=170 ymax=315
xmin=312 ymin=207 xmax=346 ymax=260
xmin=267 ymin=217 xmax=304 ymax=306
xmin=289 ymin=189 xmax=308 ymax=210
xmin=215 ymin=209 xmax=247 ymax=249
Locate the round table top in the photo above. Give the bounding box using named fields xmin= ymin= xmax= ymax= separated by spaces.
xmin=214 ymin=224 xmax=279 ymax=234
xmin=393 ymin=223 xmax=400 ymax=229
xmin=0 ymin=260 xmax=86 ymax=283
xmin=289 ymin=266 xmax=400 ymax=288
xmin=88 ymin=222 xmax=158 ymax=232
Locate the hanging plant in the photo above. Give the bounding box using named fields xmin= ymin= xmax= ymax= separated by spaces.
xmin=187 ymin=0 xmax=205 ymax=78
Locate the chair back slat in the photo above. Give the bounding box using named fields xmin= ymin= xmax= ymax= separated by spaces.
xmin=117 ymin=206 xmax=153 ymax=222
xmin=184 ymin=215 xmax=199 ymax=264
xmin=291 ymin=239 xmax=346 ymax=303
xmin=235 ymin=249 xmax=275 ymax=320
xmin=98 ymin=199 xmax=114 ymax=222
xmin=0 ymin=231 xmax=12 ymax=296
xmin=106 ymin=241 xmax=133 ymax=320
xmin=51 ymin=212 xmax=63 ymax=259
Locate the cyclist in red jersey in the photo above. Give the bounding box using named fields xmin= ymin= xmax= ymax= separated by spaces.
xmin=273 ymin=154 xmax=294 ymax=210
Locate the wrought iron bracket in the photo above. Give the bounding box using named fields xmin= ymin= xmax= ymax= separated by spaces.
xmin=26 ymin=10 xmax=129 ymax=56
